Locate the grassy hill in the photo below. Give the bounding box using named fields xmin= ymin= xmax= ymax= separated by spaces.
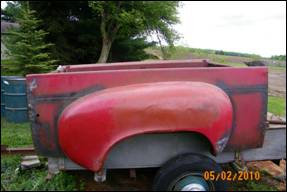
xmin=145 ymin=46 xmax=286 ymax=69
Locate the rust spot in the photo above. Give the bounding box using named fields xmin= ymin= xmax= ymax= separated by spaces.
xmin=29 ymin=79 xmax=37 ymax=92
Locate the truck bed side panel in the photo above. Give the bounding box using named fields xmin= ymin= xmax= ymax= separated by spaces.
xmin=26 ymin=67 xmax=268 ymax=157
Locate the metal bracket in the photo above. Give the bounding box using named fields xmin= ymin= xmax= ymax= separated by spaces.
xmin=48 ymin=157 xmax=60 ymax=175
xmin=94 ymin=169 xmax=107 ymax=182
xmin=232 ymin=151 xmax=248 ymax=171
xmin=129 ymin=169 xmax=136 ymax=179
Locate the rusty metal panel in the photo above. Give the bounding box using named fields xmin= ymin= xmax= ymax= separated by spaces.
xmin=1 ymin=145 xmax=36 ymax=155
xmin=60 ymin=59 xmax=210 ymax=72
xmin=58 ymin=81 xmax=233 ymax=171
xmin=26 ymin=60 xmax=268 ymax=169
xmin=27 ymin=66 xmax=267 ymax=97
xmin=49 ymin=127 xmax=285 ymax=170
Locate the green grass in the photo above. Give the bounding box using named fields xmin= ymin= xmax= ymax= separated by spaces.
xmin=1 ymin=60 xmax=22 ymax=76
xmin=244 ymin=181 xmax=277 ymax=191
xmin=268 ymin=66 xmax=286 ymax=72
xmin=1 ymin=156 xmax=82 ymax=191
xmin=149 ymin=46 xmax=252 ymax=67
xmin=1 ymin=118 xmax=33 ymax=147
xmin=1 ymin=119 xmax=84 ymax=191
xmin=231 ymin=170 xmax=280 ymax=191
xmin=233 ymin=180 xmax=278 ymax=191
xmin=147 ymin=46 xmax=286 ymax=70
xmin=268 ymin=96 xmax=286 ymax=116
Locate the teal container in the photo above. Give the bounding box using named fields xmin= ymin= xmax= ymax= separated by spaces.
xmin=1 ymin=76 xmax=18 ymax=117
xmin=4 ymin=76 xmax=28 ymax=123
xmin=1 ymin=76 xmax=7 ymax=117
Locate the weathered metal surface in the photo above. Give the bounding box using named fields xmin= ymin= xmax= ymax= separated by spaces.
xmin=47 ymin=125 xmax=286 ymax=171
xmin=48 ymin=132 xmax=213 ymax=171
xmin=61 ymin=59 xmax=210 ymax=72
xmin=26 ymin=59 xmax=268 ymax=167
xmin=241 ymin=127 xmax=286 ymax=161
xmin=1 ymin=145 xmax=36 ymax=155
xmin=58 ymin=81 xmax=233 ymax=171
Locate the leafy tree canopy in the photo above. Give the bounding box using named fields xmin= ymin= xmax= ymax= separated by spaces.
xmin=1 ymin=1 xmax=21 ymax=22
xmin=2 ymin=1 xmax=180 ymax=65
xmin=89 ymin=1 xmax=180 ymax=63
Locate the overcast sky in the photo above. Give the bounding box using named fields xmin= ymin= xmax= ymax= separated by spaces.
xmin=1 ymin=1 xmax=286 ymax=57
xmin=175 ymin=1 xmax=286 ymax=57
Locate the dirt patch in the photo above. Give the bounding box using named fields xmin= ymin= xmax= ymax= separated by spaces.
xmin=269 ymin=70 xmax=286 ymax=98
xmin=223 ymin=163 xmax=286 ymax=191
xmin=71 ymin=164 xmax=285 ymax=191
xmin=73 ymin=169 xmax=157 ymax=191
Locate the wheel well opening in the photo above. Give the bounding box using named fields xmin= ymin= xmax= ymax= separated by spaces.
xmin=103 ymin=131 xmax=215 ymax=169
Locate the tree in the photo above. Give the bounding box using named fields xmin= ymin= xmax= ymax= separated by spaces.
xmin=110 ymin=37 xmax=155 ymax=62
xmin=271 ymin=55 xmax=286 ymax=61
xmin=28 ymin=1 xmax=156 ymax=65
xmin=89 ymin=1 xmax=180 ymax=63
xmin=3 ymin=3 xmax=57 ymax=75
xmin=1 ymin=1 xmax=21 ymax=22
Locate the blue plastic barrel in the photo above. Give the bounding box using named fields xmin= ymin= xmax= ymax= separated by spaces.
xmin=1 ymin=76 xmax=18 ymax=117
xmin=1 ymin=76 xmax=6 ymax=117
xmin=4 ymin=76 xmax=28 ymax=123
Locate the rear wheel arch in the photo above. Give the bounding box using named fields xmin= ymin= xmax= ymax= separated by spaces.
xmin=103 ymin=131 xmax=217 ymax=168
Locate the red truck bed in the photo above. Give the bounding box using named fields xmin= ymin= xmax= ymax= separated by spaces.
xmin=26 ymin=59 xmax=269 ymax=172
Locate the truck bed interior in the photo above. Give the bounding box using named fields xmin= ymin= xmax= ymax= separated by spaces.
xmin=57 ymin=59 xmax=230 ymax=73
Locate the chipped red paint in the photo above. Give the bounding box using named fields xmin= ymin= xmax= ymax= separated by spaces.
xmin=34 ymin=103 xmax=59 ymax=150
xmin=62 ymin=59 xmax=209 ymax=72
xmin=227 ymin=93 xmax=264 ymax=148
xmin=58 ymin=82 xmax=233 ymax=171
xmin=28 ymin=67 xmax=267 ymax=97
xmin=26 ymin=60 xmax=268 ymax=169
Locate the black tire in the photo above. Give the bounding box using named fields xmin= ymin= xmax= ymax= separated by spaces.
xmin=272 ymin=159 xmax=280 ymax=166
xmin=152 ymin=153 xmax=228 ymax=191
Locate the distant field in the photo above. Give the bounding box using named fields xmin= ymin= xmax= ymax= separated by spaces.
xmin=145 ymin=46 xmax=286 ymax=69
xmin=146 ymin=46 xmax=286 ymax=102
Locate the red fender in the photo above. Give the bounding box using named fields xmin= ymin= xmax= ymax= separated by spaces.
xmin=58 ymin=81 xmax=233 ymax=171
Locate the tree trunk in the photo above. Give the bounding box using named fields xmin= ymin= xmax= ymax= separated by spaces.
xmin=156 ymin=30 xmax=167 ymax=60
xmin=97 ymin=37 xmax=112 ymax=63
xmin=97 ymin=8 xmax=120 ymax=63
